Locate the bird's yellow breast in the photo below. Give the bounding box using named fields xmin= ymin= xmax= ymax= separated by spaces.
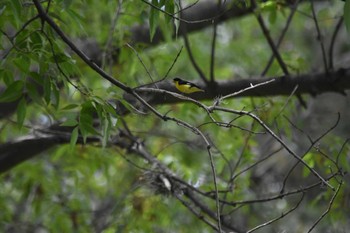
xmin=174 ymin=81 xmax=204 ymax=94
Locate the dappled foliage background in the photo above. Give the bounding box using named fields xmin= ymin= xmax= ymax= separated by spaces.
xmin=1 ymin=0 xmax=350 ymax=232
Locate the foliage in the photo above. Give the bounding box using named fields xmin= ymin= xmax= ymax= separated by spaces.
xmin=0 ymin=0 xmax=349 ymax=232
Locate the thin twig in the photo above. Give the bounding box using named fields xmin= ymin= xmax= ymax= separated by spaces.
xmin=32 ymin=0 xmax=130 ymax=92
xmin=207 ymin=147 xmax=223 ymax=233
xmin=126 ymin=43 xmax=156 ymax=87
xmin=307 ymin=181 xmax=343 ymax=233
xmin=181 ymin=24 xmax=208 ymax=82
xmin=178 ymin=1 xmax=208 ymax=83
xmin=310 ymin=0 xmax=328 ymax=73
xmin=273 ymin=84 xmax=299 ymax=119
xmin=222 ymin=172 xmax=339 ymax=206
xmin=42 ymin=31 xmax=90 ymax=97
xmin=102 ymin=0 xmax=123 ymax=72
xmin=328 ymin=17 xmax=344 ymax=71
xmin=252 ymin=0 xmax=289 ymax=75
xmin=163 ymin=46 xmax=183 ymax=80
xmin=174 ymin=0 xmax=200 ymax=15
xmin=280 ymin=113 xmax=340 ymax=193
xmin=336 ymin=138 xmax=350 ymax=166
xmin=247 ymin=193 xmax=304 ymax=233
xmin=134 ymin=47 xmax=183 ymax=89
xmin=141 ymin=0 xmax=229 ymax=24
xmin=174 ymin=192 xmax=220 ymax=232
xmin=216 ymin=79 xmax=275 ymax=103
xmin=213 ymin=106 xmax=335 ymax=190
xmin=0 ymin=15 xmax=40 ymax=59
xmin=230 ymin=147 xmax=283 ymax=182
xmin=209 ymin=1 xmax=222 ymax=82
xmin=220 ymin=122 xmax=256 ymax=213
xmin=261 ymin=1 xmax=299 ymax=75
xmin=32 ymin=0 xmax=173 ymax=122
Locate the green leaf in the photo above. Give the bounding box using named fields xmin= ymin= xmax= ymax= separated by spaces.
xmin=61 ymin=104 xmax=79 ymax=110
xmin=13 ymin=29 xmax=31 ymax=51
xmin=43 ymin=76 xmax=51 ymax=104
xmin=17 ymin=97 xmax=27 ymax=128
xmin=79 ymin=101 xmax=99 ymax=143
xmin=49 ymin=53 xmax=71 ymax=63
xmin=260 ymin=1 xmax=276 ymax=11
xmin=102 ymin=115 xmax=111 ymax=147
xmin=70 ymin=126 xmax=79 ymax=148
xmin=9 ymin=0 xmax=21 ymax=27
xmin=268 ymin=9 xmax=277 ymax=24
xmin=0 ymin=69 xmax=14 ymax=85
xmin=149 ymin=0 xmax=160 ymax=41
xmin=344 ymin=0 xmax=350 ymax=35
xmin=164 ymin=0 xmax=174 ymax=24
xmin=29 ymin=31 xmax=44 ymax=52
xmin=0 ymin=80 xmax=24 ymax=102
xmin=103 ymin=103 xmax=118 ymax=117
xmin=51 ymin=81 xmax=60 ymax=109
xmin=29 ymin=71 xmax=44 ymax=86
xmin=13 ymin=56 xmax=31 ymax=74
xmin=60 ymin=119 xmax=78 ymax=127
xmin=302 ymin=152 xmax=315 ymax=177
xmin=26 ymin=81 xmax=42 ymax=104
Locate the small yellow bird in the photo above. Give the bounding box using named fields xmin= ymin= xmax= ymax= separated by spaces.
xmin=173 ymin=78 xmax=205 ymax=94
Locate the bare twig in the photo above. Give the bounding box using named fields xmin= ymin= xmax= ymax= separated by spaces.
xmin=220 ymin=172 xmax=339 ymax=206
xmin=214 ymin=79 xmax=275 ymax=103
xmin=328 ymin=17 xmax=344 ymax=71
xmin=336 ymin=138 xmax=350 ymax=166
xmin=133 ymin=47 xmax=183 ymax=89
xmin=307 ymin=181 xmax=343 ymax=233
xmin=178 ymin=1 xmax=208 ymax=82
xmin=261 ymin=1 xmax=299 ymax=75
xmin=209 ymin=23 xmax=217 ymax=83
xmin=141 ymin=0 xmax=231 ymax=25
xmin=213 ymin=106 xmax=335 ymax=190
xmin=252 ymin=0 xmax=289 ymax=75
xmin=163 ymin=46 xmax=183 ymax=80
xmin=207 ymin=147 xmax=222 ymax=233
xmin=102 ymin=0 xmax=123 ymax=72
xmin=280 ymin=113 xmax=340 ymax=193
xmin=181 ymin=25 xmax=208 ymax=82
xmin=126 ymin=43 xmax=156 ymax=87
xmin=273 ymin=84 xmax=299 ymax=120
xmin=247 ymin=193 xmax=304 ymax=233
xmin=209 ymin=1 xmax=223 ymax=82
xmin=174 ymin=192 xmax=220 ymax=232
xmin=310 ymin=0 xmax=328 ymax=73
xmin=230 ymin=147 xmax=283 ymax=182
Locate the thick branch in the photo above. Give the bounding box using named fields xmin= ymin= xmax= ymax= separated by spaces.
xmin=0 ymin=136 xmax=61 ymax=173
xmin=130 ymin=0 xmax=252 ymax=46
xmin=0 ymin=128 xmax=100 ymax=173
xmin=122 ymin=68 xmax=350 ymax=113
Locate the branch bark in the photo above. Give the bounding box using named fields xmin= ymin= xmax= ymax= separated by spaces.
xmin=121 ymin=68 xmax=350 ymax=114
xmin=130 ymin=0 xmax=253 ymax=46
xmin=1 ymin=68 xmax=349 ymax=173
xmin=0 ymin=127 xmax=100 ymax=173
xmin=0 ymin=136 xmax=61 ymax=173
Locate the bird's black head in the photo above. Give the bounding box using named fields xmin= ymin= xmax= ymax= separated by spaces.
xmin=173 ymin=78 xmax=181 ymax=82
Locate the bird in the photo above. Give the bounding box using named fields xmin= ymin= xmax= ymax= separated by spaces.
xmin=173 ymin=78 xmax=205 ymax=94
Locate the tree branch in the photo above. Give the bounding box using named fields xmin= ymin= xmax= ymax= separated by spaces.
xmin=129 ymin=68 xmax=350 ymax=112
xmin=130 ymin=0 xmax=253 ymax=46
